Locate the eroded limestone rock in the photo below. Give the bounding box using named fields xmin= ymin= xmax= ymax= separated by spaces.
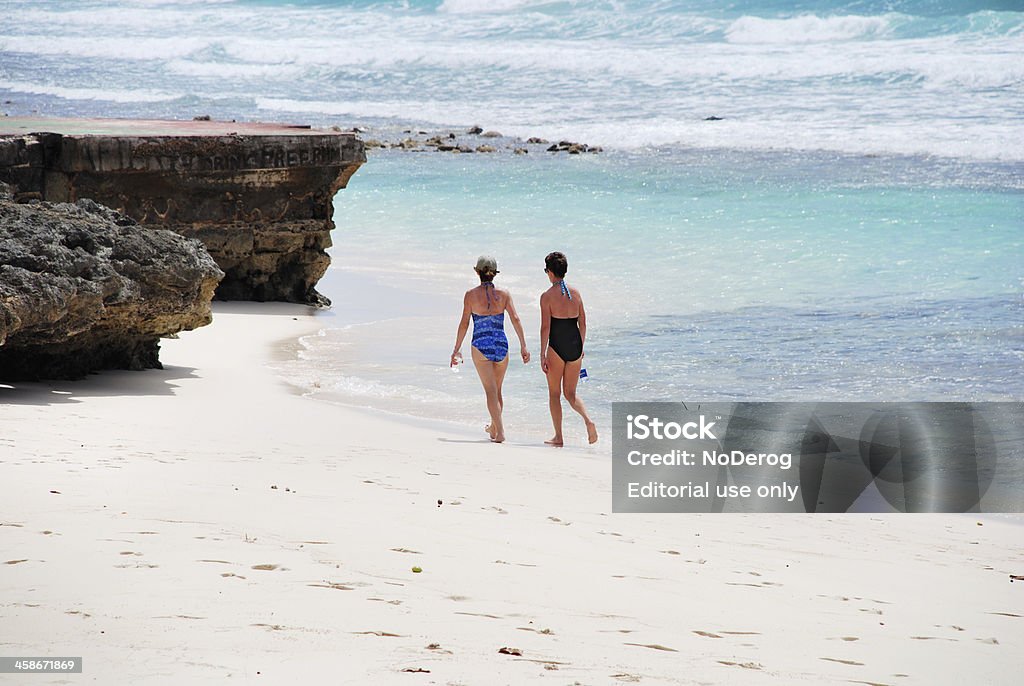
xmin=0 ymin=195 xmax=222 ymax=380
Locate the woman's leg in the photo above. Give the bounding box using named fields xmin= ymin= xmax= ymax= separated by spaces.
xmin=493 ymin=355 xmax=509 ymax=415
xmin=472 ymin=347 xmax=506 ymax=443
xmin=485 ymin=355 xmax=511 ymax=440
xmin=561 ymin=358 xmax=598 ymax=444
xmin=545 ymin=349 xmax=566 ymax=446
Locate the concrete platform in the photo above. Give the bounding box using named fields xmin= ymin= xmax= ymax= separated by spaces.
xmin=0 ymin=116 xmax=346 ymax=138
xmin=0 ymin=117 xmax=366 ymax=304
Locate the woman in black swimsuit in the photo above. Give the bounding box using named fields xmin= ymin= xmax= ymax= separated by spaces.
xmin=539 ymin=251 xmax=598 ymax=446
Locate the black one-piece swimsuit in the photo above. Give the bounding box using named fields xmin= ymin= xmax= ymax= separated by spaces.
xmin=549 ymin=316 xmax=583 ymax=362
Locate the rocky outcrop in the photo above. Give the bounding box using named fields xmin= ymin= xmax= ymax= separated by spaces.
xmin=0 ymin=193 xmax=223 ymax=380
xmin=0 ymin=118 xmax=365 ymax=305
xmin=352 ymin=128 xmax=600 ymax=157
xmin=546 ymin=140 xmax=602 ymax=154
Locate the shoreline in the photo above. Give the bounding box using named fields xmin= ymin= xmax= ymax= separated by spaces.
xmin=2 ymin=303 xmax=1022 ymax=684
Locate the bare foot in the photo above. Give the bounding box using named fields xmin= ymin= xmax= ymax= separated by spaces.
xmin=586 ymin=421 xmax=599 ymax=444
xmin=491 ymin=433 xmax=505 ymax=443
xmin=485 ymin=423 xmax=496 ymax=440
xmin=544 ymin=436 xmax=563 ymax=447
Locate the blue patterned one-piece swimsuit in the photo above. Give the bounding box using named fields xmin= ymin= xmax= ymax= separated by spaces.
xmin=471 ymin=312 xmax=509 ymax=362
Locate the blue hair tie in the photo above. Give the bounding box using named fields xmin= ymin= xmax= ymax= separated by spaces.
xmin=558 ymin=280 xmax=571 ymax=300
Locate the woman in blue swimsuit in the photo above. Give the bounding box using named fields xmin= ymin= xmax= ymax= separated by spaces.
xmin=451 ymin=255 xmax=530 ymax=443
xmin=540 ymin=251 xmax=597 ymax=446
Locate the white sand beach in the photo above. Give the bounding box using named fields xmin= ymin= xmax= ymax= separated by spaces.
xmin=2 ymin=304 xmax=1022 ymax=685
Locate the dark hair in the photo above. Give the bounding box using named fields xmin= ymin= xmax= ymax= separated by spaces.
xmin=544 ymin=251 xmax=568 ymax=278
xmin=475 ymin=268 xmax=496 ymax=283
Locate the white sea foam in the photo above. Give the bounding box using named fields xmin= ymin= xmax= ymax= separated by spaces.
xmin=0 ymin=34 xmax=210 ymax=60
xmin=165 ymin=60 xmax=305 ymax=79
xmin=438 ymin=0 xmax=567 ymax=14
xmin=253 ymin=95 xmax=1024 ymax=161
xmin=725 ymin=13 xmax=896 ymax=44
xmin=0 ymin=79 xmax=180 ymax=103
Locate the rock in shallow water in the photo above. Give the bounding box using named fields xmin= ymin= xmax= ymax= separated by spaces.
xmin=0 ymin=195 xmax=223 ymax=380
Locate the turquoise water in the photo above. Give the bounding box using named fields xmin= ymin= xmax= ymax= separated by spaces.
xmin=291 ymin=148 xmax=1022 ymax=442
xmin=1 ymin=0 xmax=1021 ymax=442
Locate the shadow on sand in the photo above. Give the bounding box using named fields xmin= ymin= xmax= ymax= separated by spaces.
xmin=0 ymin=364 xmax=199 ymax=406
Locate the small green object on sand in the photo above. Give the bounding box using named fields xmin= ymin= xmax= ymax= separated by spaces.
xmin=412 ymin=566 xmax=422 ymax=573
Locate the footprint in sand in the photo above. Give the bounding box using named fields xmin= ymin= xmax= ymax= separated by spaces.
xmin=623 ymin=642 xmax=677 ymax=652
xmin=251 ymin=564 xmax=281 ymax=571
xmin=693 ymin=630 xmax=722 ymax=639
xmin=820 ymin=657 xmax=864 ymax=666
xmin=718 ymin=661 xmax=763 ymax=670
xmin=455 ymin=611 xmax=502 ymax=620
xmin=547 ymin=516 xmax=571 ymax=526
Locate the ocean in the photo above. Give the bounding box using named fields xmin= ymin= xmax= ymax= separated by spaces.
xmin=1 ymin=0 xmax=1021 ymax=446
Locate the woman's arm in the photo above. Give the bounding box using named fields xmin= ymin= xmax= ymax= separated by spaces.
xmin=539 ymin=292 xmax=551 ymax=373
xmin=577 ymin=293 xmax=587 ymax=349
xmin=505 ymin=292 xmax=531 ymax=364
xmin=451 ymin=292 xmax=472 ymax=367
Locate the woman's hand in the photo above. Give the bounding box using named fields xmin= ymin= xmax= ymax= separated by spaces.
xmin=541 ymin=356 xmax=549 ymax=373
xmin=521 ymin=348 xmax=531 ymax=364
xmin=450 ymin=351 xmax=463 ymax=368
